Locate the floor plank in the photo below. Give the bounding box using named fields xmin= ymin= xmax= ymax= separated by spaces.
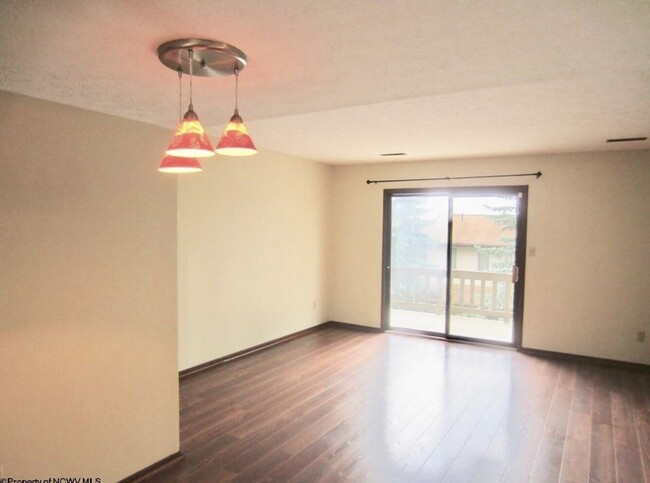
xmin=559 ymin=364 xmax=593 ymax=483
xmin=135 ymin=327 xmax=649 ymax=483
xmin=611 ymin=379 xmax=646 ymax=483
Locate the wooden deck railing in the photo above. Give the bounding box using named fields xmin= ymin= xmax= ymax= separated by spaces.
xmin=390 ymin=266 xmax=513 ymax=322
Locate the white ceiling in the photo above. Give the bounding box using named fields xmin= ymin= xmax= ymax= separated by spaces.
xmin=0 ymin=0 xmax=648 ymax=164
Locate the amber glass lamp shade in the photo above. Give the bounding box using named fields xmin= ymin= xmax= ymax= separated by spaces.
xmin=166 ymin=107 xmax=216 ymax=158
xmin=215 ymin=110 xmax=257 ymax=156
xmin=158 ymin=155 xmax=203 ymax=173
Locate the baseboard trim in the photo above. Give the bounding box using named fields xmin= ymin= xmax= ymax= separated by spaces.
xmin=324 ymin=323 xmax=647 ymax=369
xmin=118 ymin=451 xmax=183 ymax=483
xmin=179 ymin=324 xmax=326 ymax=379
xmin=324 ymin=320 xmax=384 ymax=333
xmin=330 ymin=323 xmax=648 ymax=369
xmin=519 ymin=347 xmax=649 ymax=371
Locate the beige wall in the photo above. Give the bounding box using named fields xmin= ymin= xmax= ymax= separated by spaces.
xmin=177 ymin=150 xmax=331 ymax=370
xmin=329 ymin=151 xmax=650 ymax=364
xmin=0 ymin=92 xmax=179 ymax=481
xmin=1 ymin=88 xmax=647 ymax=481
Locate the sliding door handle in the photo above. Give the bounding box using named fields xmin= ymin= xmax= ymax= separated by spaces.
xmin=512 ymin=265 xmax=519 ymax=283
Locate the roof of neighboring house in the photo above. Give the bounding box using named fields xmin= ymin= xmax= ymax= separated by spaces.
xmin=452 ymin=214 xmax=515 ymax=247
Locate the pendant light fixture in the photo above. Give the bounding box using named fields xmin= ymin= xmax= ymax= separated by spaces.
xmin=157 ymin=38 xmax=250 ymax=168
xmin=215 ymin=68 xmax=257 ymax=156
xmin=164 ymin=48 xmax=215 ymax=158
xmin=159 ymin=68 xmax=203 ymax=173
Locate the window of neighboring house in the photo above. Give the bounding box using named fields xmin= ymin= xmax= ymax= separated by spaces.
xmin=478 ymin=250 xmax=490 ymax=271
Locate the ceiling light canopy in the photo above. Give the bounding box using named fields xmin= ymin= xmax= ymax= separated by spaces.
xmin=157 ymin=38 xmax=256 ymax=173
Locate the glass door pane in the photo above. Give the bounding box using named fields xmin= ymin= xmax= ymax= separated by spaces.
xmin=448 ymin=196 xmax=517 ymax=342
xmin=389 ymin=195 xmax=449 ymax=333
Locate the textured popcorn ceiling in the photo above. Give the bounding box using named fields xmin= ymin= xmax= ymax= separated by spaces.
xmin=0 ymin=0 xmax=648 ymax=164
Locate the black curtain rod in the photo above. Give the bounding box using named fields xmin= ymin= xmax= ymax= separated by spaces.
xmin=366 ymin=171 xmax=542 ymax=185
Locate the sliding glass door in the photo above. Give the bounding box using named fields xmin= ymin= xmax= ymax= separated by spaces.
xmin=388 ymin=195 xmax=449 ymax=333
xmin=381 ymin=187 xmax=527 ymax=346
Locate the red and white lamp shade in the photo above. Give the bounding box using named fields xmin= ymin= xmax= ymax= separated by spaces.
xmin=158 ymin=155 xmax=203 ymax=173
xmin=215 ymin=109 xmax=257 ymax=156
xmin=166 ymin=106 xmax=216 ymax=158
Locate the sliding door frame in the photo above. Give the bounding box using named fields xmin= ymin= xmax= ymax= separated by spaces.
xmin=381 ymin=185 xmax=528 ymax=348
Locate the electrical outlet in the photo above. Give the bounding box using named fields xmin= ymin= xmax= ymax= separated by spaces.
xmin=637 ymin=331 xmax=646 ymax=342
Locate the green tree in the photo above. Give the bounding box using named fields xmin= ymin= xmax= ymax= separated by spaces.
xmin=391 ymin=197 xmax=440 ymax=268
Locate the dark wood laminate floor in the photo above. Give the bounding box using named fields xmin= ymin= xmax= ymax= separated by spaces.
xmin=138 ymin=327 xmax=650 ymax=483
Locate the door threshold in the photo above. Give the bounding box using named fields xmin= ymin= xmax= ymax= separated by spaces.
xmin=386 ymin=327 xmax=517 ymax=350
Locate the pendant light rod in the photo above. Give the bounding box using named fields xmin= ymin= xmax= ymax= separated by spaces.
xmin=188 ymin=49 xmax=194 ymax=109
xmin=177 ymin=67 xmax=183 ymax=121
xmin=234 ymin=67 xmax=239 ymax=114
